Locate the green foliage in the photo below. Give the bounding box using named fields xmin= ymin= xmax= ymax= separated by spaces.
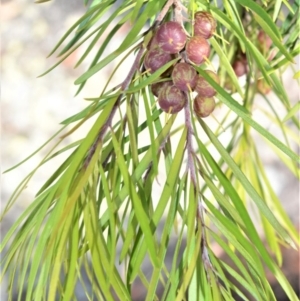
xmin=1 ymin=0 xmax=299 ymax=300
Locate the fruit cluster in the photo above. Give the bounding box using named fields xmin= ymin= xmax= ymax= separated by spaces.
xmin=145 ymin=12 xmax=219 ymax=118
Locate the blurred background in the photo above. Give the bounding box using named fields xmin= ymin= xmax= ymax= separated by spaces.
xmin=1 ymin=0 xmax=299 ymax=300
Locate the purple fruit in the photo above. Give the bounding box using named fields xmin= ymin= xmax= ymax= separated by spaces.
xmin=193 ymin=95 xmax=215 ymax=118
xmin=156 ymin=21 xmax=187 ymax=54
xmin=232 ymin=60 xmax=248 ymax=77
xmin=151 ymin=80 xmax=173 ymax=97
xmin=144 ymin=48 xmax=172 ymax=74
xmin=171 ymin=62 xmax=197 ymax=92
xmin=147 ymin=33 xmax=159 ymax=50
xmin=195 ymin=70 xmax=219 ymax=97
xmin=158 ymin=85 xmax=186 ymax=114
xmin=194 ymin=11 xmax=216 ymax=39
xmin=186 ymin=36 xmax=210 ymax=65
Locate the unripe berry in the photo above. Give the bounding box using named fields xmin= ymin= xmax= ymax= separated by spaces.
xmin=158 ymin=85 xmax=186 ymax=114
xmin=144 ymin=48 xmax=172 ymax=74
xmin=193 ymin=95 xmax=215 ymax=118
xmin=194 ymin=11 xmax=216 ymax=39
xmin=151 ymin=80 xmax=173 ymax=97
xmin=224 ymin=77 xmax=235 ymax=92
xmin=257 ymin=79 xmax=271 ymax=95
xmin=195 ymin=70 xmax=219 ymax=97
xmin=156 ymin=21 xmax=187 ymax=54
xmin=186 ymin=36 xmax=210 ymax=65
xmin=171 ymin=62 xmax=197 ymax=92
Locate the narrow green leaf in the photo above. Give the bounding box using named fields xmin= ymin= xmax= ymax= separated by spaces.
xmin=46 ymin=2 xmax=107 ymax=57
xmin=63 ymin=207 xmax=79 ymax=301
xmin=254 ymin=14 xmax=294 ymax=62
xmin=75 ymin=15 xmax=123 ymax=68
xmin=74 ymin=43 xmax=141 ymax=85
xmin=293 ymin=70 xmax=300 ymax=79
xmin=117 ymin=0 xmax=164 ymax=53
xmin=282 ymin=101 xmax=300 ymax=122
xmin=111 ymin=130 xmax=159 ymax=268
xmin=143 ymin=87 xmax=158 ymax=175
xmin=199 ymin=118 xmax=293 ymax=245
xmin=145 ymin=176 xmax=180 ymax=301
xmin=197 ymin=68 xmax=299 ymax=163
xmin=129 ymin=128 xmax=187 ymax=281
xmin=210 ymin=38 xmax=244 ymax=97
xmin=130 ymin=0 xmax=144 ymax=25
xmin=126 ymin=58 xmax=179 ymax=94
xmin=235 ymin=0 xmax=281 ymax=38
xmin=176 ymin=230 xmax=201 ymax=301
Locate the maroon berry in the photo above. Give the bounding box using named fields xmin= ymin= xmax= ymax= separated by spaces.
xmin=172 ymin=62 xmax=197 ymax=92
xmin=195 ymin=70 xmax=219 ymax=97
xmin=151 ymin=80 xmax=173 ymax=97
xmin=147 ymin=33 xmax=159 ymax=50
xmin=144 ymin=48 xmax=172 ymax=74
xmin=156 ymin=21 xmax=187 ymax=54
xmin=239 ymin=52 xmax=248 ymax=65
xmin=194 ymin=11 xmax=216 ymax=39
xmin=186 ymin=36 xmax=210 ymax=65
xmin=232 ymin=60 xmax=248 ymax=77
xmin=158 ymin=85 xmax=186 ymax=114
xmin=258 ymin=30 xmax=272 ymax=52
xmin=193 ymin=95 xmax=215 ymax=118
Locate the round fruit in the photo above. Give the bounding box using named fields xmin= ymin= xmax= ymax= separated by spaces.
xmin=171 ymin=62 xmax=197 ymax=92
xmin=158 ymin=85 xmax=186 ymax=114
xmin=193 ymin=95 xmax=215 ymax=118
xmin=194 ymin=11 xmax=216 ymax=39
xmin=232 ymin=60 xmax=248 ymax=77
xmin=239 ymin=52 xmax=248 ymax=65
xmin=151 ymin=80 xmax=173 ymax=97
xmin=144 ymin=48 xmax=172 ymax=73
xmin=186 ymin=36 xmax=210 ymax=65
xmin=147 ymin=34 xmax=159 ymax=50
xmin=156 ymin=21 xmax=187 ymax=54
xmin=258 ymin=30 xmax=272 ymax=52
xmin=195 ymin=70 xmax=219 ymax=97
xmin=224 ymin=77 xmax=236 ymax=92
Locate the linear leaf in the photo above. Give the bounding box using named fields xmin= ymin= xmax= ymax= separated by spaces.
xmin=196 ymin=68 xmax=299 ymax=163
xmin=199 ymin=119 xmax=293 ymax=245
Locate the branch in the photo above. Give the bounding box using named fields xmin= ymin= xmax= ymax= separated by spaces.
xmin=184 ymin=98 xmax=196 ymax=186
xmin=83 ymin=0 xmax=187 ymax=169
xmin=83 ymin=46 xmax=145 ymax=168
xmin=184 ymin=93 xmax=214 ymax=278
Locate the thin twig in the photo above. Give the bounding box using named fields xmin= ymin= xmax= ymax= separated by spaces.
xmin=143 ymin=132 xmax=171 ymax=182
xmin=83 ymin=46 xmax=145 ymax=168
xmin=83 ymin=0 xmax=191 ymax=169
xmin=183 ymin=93 xmax=214 ymax=279
xmin=156 ymin=0 xmax=174 ymax=24
xmin=174 ymin=0 xmax=185 ymax=24
xmin=184 ymin=99 xmax=197 ymax=185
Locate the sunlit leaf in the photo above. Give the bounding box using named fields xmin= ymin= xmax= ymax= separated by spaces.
xmin=3 ymin=1 xmax=299 ymax=300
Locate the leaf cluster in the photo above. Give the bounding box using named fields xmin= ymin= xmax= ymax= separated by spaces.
xmin=1 ymin=0 xmax=299 ymax=300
